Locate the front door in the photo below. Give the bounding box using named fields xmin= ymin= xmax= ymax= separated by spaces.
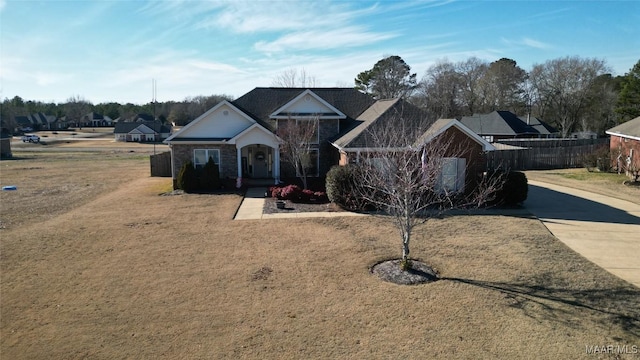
xmin=253 ymin=147 xmax=269 ymax=178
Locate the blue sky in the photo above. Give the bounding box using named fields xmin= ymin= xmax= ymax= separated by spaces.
xmin=1 ymin=0 xmax=638 ymax=105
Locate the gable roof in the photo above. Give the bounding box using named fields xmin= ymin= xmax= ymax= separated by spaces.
xmin=518 ymin=115 xmax=557 ymax=135
xmin=114 ymin=121 xmax=171 ymax=134
xmin=415 ymin=118 xmax=496 ymax=151
xmin=269 ymin=89 xmax=347 ymax=119
xmin=460 ymin=111 xmax=547 ymax=137
xmin=232 ymin=88 xmax=376 ymax=130
xmin=606 ymin=116 xmax=640 ymax=141
xmin=332 ymin=98 xmax=436 ymax=150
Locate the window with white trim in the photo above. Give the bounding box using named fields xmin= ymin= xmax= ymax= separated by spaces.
xmin=437 ymin=157 xmax=466 ymax=193
xmin=296 ymin=118 xmax=319 ymax=144
xmin=194 ymin=149 xmax=220 ymax=170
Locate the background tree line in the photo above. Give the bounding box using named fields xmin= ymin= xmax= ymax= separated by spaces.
xmin=0 ymin=94 xmax=232 ymax=130
xmin=356 ymin=56 xmax=640 ymax=137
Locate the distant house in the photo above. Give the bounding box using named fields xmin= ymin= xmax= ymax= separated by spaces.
xmin=165 ymin=87 xmax=495 ymax=189
xmin=13 ymin=113 xmax=59 ymax=131
xmin=1 ymin=128 xmax=12 ymax=158
xmin=606 ymin=116 xmax=640 ymax=177
xmin=81 ymin=112 xmax=113 ymax=127
xmin=460 ymin=111 xmax=557 ymax=142
xmin=114 ymin=121 xmax=172 ymax=142
xmin=129 ymin=113 xmax=155 ymax=122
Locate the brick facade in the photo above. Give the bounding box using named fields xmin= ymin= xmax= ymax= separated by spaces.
xmin=171 ymin=144 xmax=238 ymax=180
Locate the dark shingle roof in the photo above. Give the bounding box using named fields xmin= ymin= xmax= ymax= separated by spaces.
xmin=460 ymin=111 xmax=548 ymax=137
xmin=114 ymin=121 xmax=171 ymax=134
xmin=334 ymin=98 xmax=435 ymax=149
xmin=232 ymin=88 xmax=376 ymax=131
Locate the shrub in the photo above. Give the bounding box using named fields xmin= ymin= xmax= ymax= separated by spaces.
xmin=487 ymin=171 xmax=528 ymax=206
xmin=583 ymin=146 xmax=611 ymax=172
xmin=325 ymin=165 xmax=368 ymax=210
xmin=177 ymin=161 xmax=198 ymax=193
xmin=200 ymin=157 xmax=221 ymax=191
xmin=279 ymin=184 xmax=302 ymax=201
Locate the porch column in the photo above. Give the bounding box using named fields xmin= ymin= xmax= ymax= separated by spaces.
xmin=274 ymin=146 xmax=280 ymax=184
xmin=236 ymin=147 xmax=243 ymax=188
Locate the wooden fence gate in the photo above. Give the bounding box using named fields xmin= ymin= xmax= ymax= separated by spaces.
xmin=150 ymin=151 xmax=172 ymax=177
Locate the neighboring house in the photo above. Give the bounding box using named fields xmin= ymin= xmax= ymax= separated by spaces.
xmin=1 ymin=128 xmax=12 ymax=158
xmin=114 ymin=121 xmax=172 ymax=142
xmin=13 ymin=113 xmax=60 ymax=130
xmin=606 ymin=116 xmax=640 ymax=177
xmin=460 ymin=111 xmax=557 ymax=142
xmin=129 ymin=113 xmax=155 ymax=122
xmin=81 ymin=112 xmax=113 ymax=127
xmin=165 ymin=87 xmax=495 ymax=189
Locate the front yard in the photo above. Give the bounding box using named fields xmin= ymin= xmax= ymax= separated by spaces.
xmin=1 ymin=151 xmax=639 ymax=359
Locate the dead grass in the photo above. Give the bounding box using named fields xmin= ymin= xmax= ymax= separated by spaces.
xmin=526 ymin=168 xmax=640 ymax=205
xmin=1 ymin=152 xmax=639 ymax=359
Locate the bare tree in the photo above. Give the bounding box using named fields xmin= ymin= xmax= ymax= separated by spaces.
xmin=418 ymin=59 xmax=460 ymax=118
xmin=354 ymin=111 xmax=503 ymax=269
xmin=477 ymin=58 xmax=527 ymax=113
xmin=276 ymin=117 xmax=319 ymax=189
xmin=64 ymin=95 xmax=92 ymax=127
xmin=529 ymin=56 xmax=610 ymax=137
xmin=272 ymin=68 xmax=318 ymax=88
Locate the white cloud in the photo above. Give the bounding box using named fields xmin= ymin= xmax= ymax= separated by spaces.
xmin=0 ymin=0 xmax=6 ymax=12
xmin=522 ymin=37 xmax=551 ymax=50
xmin=254 ymin=26 xmax=397 ymax=53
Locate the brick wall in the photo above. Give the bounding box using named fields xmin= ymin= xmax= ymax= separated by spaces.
xmin=172 ymin=144 xmax=238 ymax=180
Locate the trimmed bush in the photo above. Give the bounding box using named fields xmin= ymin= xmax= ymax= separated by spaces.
xmin=487 ymin=171 xmax=528 ymax=206
xmin=177 ymin=161 xmax=198 ymax=193
xmin=200 ymin=157 xmax=221 ymax=191
xmin=325 ymin=165 xmax=368 ymax=210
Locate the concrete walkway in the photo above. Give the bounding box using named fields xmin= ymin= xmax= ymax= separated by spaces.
xmin=526 ymin=180 xmax=640 ymax=288
xmin=234 ymin=187 xmax=366 ymax=220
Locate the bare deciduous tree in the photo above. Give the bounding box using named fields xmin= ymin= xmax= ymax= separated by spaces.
xmin=354 ymin=112 xmax=503 ymax=269
xmin=272 ymin=68 xmax=318 ymax=88
xmin=529 ymin=56 xmax=610 ymax=137
xmin=276 ymin=117 xmax=319 ymax=189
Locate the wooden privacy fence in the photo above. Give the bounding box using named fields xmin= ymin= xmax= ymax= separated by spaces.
xmin=150 ymin=151 xmax=172 ymax=177
xmin=486 ymin=138 xmax=610 ymax=171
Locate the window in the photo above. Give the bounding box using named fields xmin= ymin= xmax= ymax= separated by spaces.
xmin=296 ymin=149 xmax=319 ymax=177
xmin=437 ymin=157 xmax=466 ymax=193
xmin=296 ymin=118 xmax=319 ymax=144
xmin=194 ymin=149 xmax=220 ymax=169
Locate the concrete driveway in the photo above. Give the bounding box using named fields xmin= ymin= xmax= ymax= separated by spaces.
xmin=525 ymin=180 xmax=640 ymax=288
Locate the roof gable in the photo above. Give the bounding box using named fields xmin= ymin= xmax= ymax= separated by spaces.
xmin=269 ymin=89 xmax=346 ymax=119
xmin=232 ymin=88 xmax=376 ymax=128
xmin=165 ymin=100 xmax=257 ymax=142
xmin=417 ymin=119 xmax=496 ymax=151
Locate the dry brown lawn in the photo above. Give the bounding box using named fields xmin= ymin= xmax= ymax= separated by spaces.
xmin=1 ymin=151 xmax=639 ymax=359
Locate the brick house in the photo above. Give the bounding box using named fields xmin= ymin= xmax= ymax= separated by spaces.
xmin=606 ymin=116 xmax=640 ymax=178
xmin=164 ymin=87 xmax=495 ymax=189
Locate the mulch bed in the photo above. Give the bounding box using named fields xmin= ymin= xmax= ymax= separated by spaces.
xmin=371 ymin=259 xmax=439 ymax=285
xmin=263 ymin=197 xmax=346 ymax=214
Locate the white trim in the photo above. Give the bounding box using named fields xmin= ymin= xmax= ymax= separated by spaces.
xmin=228 ymin=123 xmax=281 ymax=146
xmin=165 ymin=100 xmax=256 ymax=143
xmin=605 ymin=131 xmax=640 ymax=142
xmin=269 ymin=89 xmax=347 ymax=119
xmin=193 ymin=148 xmax=221 ymax=172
